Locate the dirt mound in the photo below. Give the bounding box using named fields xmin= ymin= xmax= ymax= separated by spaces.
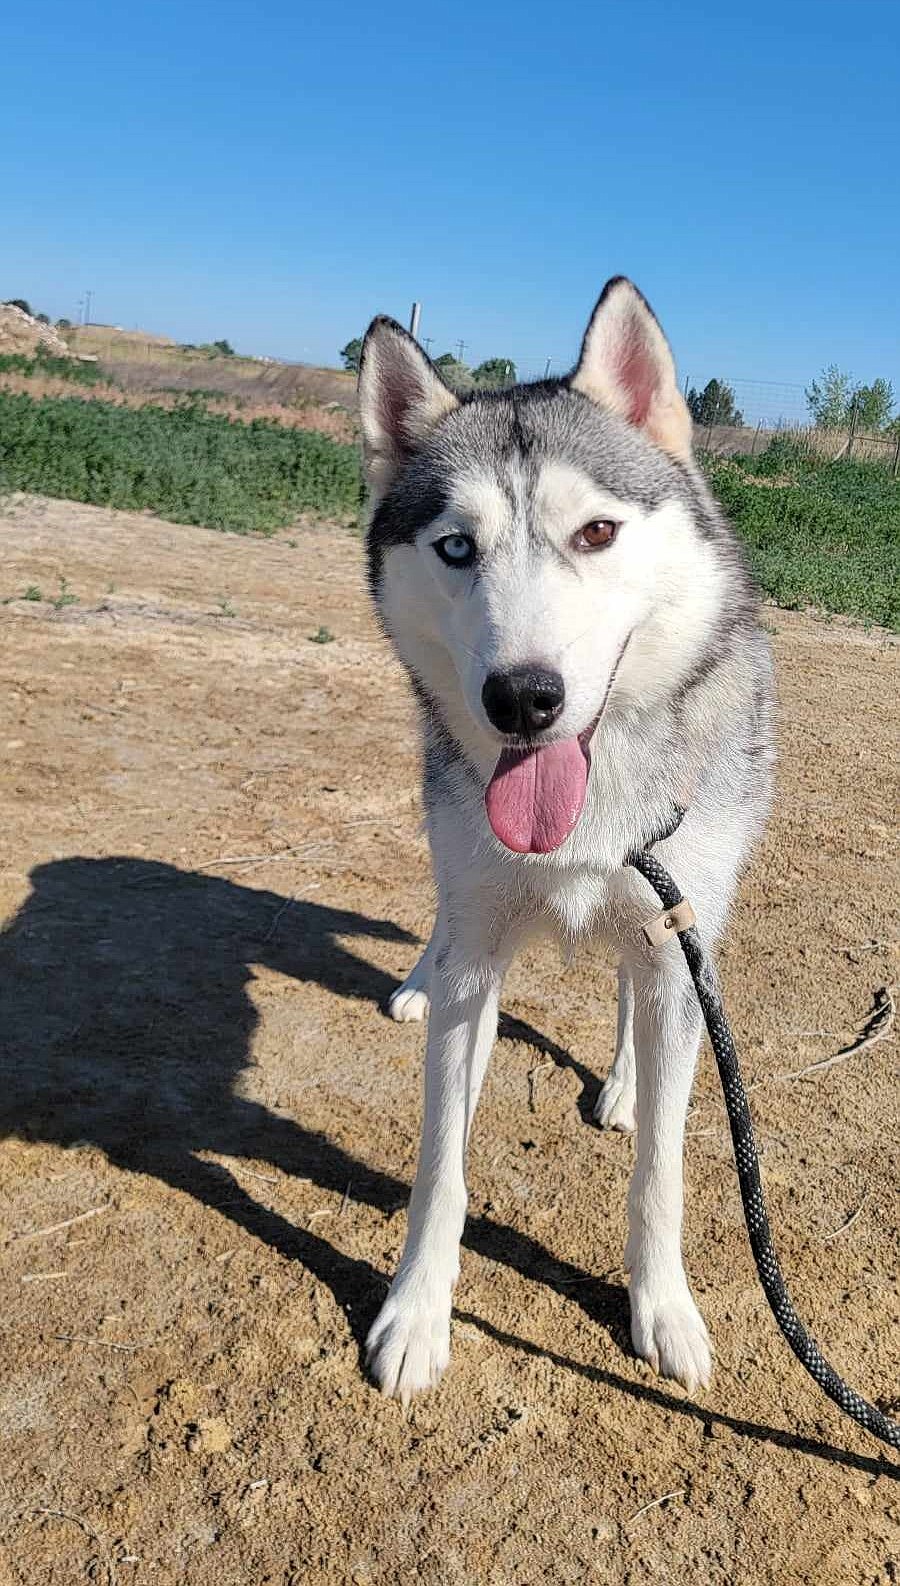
xmin=0 ymin=303 xmax=73 ymax=358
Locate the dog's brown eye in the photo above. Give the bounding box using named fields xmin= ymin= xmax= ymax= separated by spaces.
xmin=575 ymin=519 xmax=619 ymax=550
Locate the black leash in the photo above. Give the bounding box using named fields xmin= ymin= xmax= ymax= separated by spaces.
xmin=626 ymin=816 xmax=900 ymax=1452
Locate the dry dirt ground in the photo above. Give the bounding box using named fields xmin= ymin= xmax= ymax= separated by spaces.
xmin=0 ymin=494 xmax=897 ymax=1586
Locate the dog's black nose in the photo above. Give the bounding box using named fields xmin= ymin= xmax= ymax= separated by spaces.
xmin=482 ymin=667 xmax=565 ymax=736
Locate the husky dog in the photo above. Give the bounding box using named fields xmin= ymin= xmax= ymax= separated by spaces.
xmin=357 ymin=278 xmax=774 ymax=1403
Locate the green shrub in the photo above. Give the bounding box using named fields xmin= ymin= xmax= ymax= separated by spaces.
xmin=0 ymin=350 xmax=107 ymax=385
xmin=704 ymin=444 xmax=899 ymax=631
xmin=0 ymin=391 xmax=363 ymax=534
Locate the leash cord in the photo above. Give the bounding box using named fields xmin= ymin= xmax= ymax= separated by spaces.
xmin=626 ymin=831 xmax=900 ymax=1452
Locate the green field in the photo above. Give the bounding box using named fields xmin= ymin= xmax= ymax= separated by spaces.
xmin=0 ymin=390 xmax=362 ymax=533
xmin=0 ymin=388 xmax=896 ymax=626
xmin=704 ymin=440 xmax=899 ymax=631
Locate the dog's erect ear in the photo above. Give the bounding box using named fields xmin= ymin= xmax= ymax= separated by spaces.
xmin=358 ymin=318 xmax=458 ymax=502
xmin=571 ymin=278 xmax=692 ymax=462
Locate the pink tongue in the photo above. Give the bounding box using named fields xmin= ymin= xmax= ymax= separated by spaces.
xmin=484 ymin=739 xmax=589 ymax=853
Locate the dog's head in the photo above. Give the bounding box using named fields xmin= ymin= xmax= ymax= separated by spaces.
xmin=359 ymin=279 xmax=737 ymax=854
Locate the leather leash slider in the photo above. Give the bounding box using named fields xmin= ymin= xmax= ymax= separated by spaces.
xmin=643 ymin=898 xmax=696 ymax=948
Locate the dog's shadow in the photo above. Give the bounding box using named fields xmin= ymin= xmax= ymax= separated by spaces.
xmin=0 ymin=857 xmax=627 ymax=1344
xmin=1 ymin=858 xmax=893 ymax=1478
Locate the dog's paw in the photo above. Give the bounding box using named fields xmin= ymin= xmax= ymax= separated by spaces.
xmin=629 ymin=1279 xmax=712 ymax=1394
xmin=593 ymin=1071 xmax=637 ymax=1132
xmin=366 ymin=1284 xmax=451 ymax=1404
xmin=387 ymin=984 xmax=429 ymax=1023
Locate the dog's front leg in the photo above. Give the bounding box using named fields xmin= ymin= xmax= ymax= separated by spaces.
xmin=367 ymin=952 xmax=501 ymax=1402
xmin=594 ymin=960 xmax=637 ymax=1131
xmin=624 ymin=955 xmax=712 ymax=1393
xmin=387 ymin=901 xmax=446 ymax=1023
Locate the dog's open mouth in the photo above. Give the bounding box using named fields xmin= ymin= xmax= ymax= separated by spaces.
xmin=483 ymin=637 xmax=631 ymax=855
xmin=484 ymin=732 xmax=593 ymax=854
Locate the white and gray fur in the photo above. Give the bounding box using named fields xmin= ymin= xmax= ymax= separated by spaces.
xmin=357 ymin=277 xmax=775 ymax=1403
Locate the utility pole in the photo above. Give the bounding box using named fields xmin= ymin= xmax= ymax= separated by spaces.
xmin=456 ymin=340 xmax=466 ymax=364
xmin=423 ymin=337 xmax=434 ymax=355
xmin=409 ymin=302 xmax=421 ymax=341
xmin=544 ymin=357 xmax=552 ymax=378
xmin=84 ymin=290 xmax=93 ymax=326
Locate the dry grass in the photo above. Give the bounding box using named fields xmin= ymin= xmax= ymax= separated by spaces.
xmin=788 ymin=424 xmax=899 ymax=465
xmin=699 ymin=421 xmax=899 ymax=467
xmin=0 ymin=370 xmax=356 ymax=442
xmin=64 ymin=324 xmax=178 ymax=354
xmin=105 ymin=353 xmax=357 ymax=409
xmin=63 ymin=325 xmax=357 ymax=409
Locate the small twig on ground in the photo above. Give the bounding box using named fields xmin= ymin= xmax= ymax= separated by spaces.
xmin=239 ymin=759 xmax=311 ymax=792
xmin=307 ymin=1208 xmax=333 ymax=1226
xmin=527 ymin=1060 xmax=554 ymax=1113
xmin=340 ymin=1180 xmax=353 ymax=1217
xmin=263 ymin=884 xmax=322 ymax=942
xmin=11 ymin=1203 xmax=110 ymax=1243
xmin=55 ymin=1334 xmax=142 ymax=1353
xmin=264 ymin=893 xmax=296 ymax=941
xmin=21 ymin=1271 xmax=67 ymax=1283
xmin=29 ymin=1508 xmax=116 ymax=1585
xmin=821 ymin=1190 xmax=870 ymax=1242
xmin=338 ymin=814 xmax=415 ymax=831
xmin=207 ymin=1155 xmax=279 ymax=1186
xmin=196 ymin=846 xmax=299 ymax=870
xmin=845 ymin=938 xmax=887 ymax=964
xmin=626 ymin=1489 xmax=686 ymax=1529
xmin=776 ymin=986 xmax=894 ymax=1081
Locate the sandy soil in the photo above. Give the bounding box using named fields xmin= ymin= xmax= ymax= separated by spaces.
xmin=0 ymin=494 xmax=897 ymax=1585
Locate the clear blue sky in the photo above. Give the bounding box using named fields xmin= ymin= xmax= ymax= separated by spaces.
xmin=3 ymin=0 xmax=899 ymax=406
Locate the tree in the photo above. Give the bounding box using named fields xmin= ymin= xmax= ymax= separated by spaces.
xmin=686 ymin=378 xmax=743 ymax=428
xmin=805 ymin=366 xmax=895 ymax=431
xmin=433 ymin=353 xmax=473 ymax=392
xmin=340 ymin=337 xmax=363 ymax=372
xmin=4 ymin=298 xmax=33 ymax=316
xmin=56 ymin=318 xmax=72 ymax=329
xmin=472 ymin=357 xmax=516 ymax=389
xmin=853 ymin=378 xmax=894 ymax=432
xmin=36 ymin=313 xmax=50 ymax=324
xmin=805 ymin=364 xmax=854 ymax=429
xmin=211 ymin=338 xmax=234 ymax=356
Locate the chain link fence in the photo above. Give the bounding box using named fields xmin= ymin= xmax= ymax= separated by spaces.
xmin=680 ymin=378 xmax=900 ymax=473
xmin=509 ymin=364 xmax=900 ymax=473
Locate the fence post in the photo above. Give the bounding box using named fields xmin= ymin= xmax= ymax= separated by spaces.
xmin=751 ymin=420 xmax=762 ymax=456
xmin=893 ymin=429 xmax=900 ymax=478
xmin=846 ymin=396 xmax=858 ymax=462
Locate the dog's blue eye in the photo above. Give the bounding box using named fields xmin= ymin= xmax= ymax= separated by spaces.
xmin=434 ymin=534 xmax=475 ymax=568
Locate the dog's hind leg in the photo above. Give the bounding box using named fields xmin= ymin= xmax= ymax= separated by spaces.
xmin=367 ymin=948 xmax=502 ymax=1402
xmin=624 ymin=956 xmax=712 ymax=1393
xmin=387 ymin=907 xmax=445 ymax=1023
xmin=593 ymin=960 xmax=637 ymax=1131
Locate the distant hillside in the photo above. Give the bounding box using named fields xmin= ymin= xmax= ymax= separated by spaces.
xmin=64 ymin=323 xmax=357 ymax=409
